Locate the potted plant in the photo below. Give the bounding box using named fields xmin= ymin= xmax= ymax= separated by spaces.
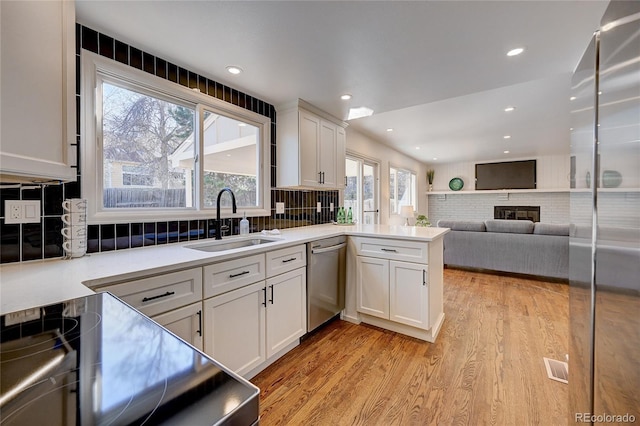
xmin=427 ymin=169 xmax=435 ymax=191
xmin=415 ymin=214 xmax=431 ymax=227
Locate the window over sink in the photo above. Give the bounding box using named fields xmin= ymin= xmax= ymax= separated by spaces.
xmin=81 ymin=51 xmax=270 ymax=223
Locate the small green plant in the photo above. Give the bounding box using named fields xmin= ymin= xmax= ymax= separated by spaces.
xmin=415 ymin=214 xmax=431 ymax=227
xmin=427 ymin=169 xmax=435 ymax=185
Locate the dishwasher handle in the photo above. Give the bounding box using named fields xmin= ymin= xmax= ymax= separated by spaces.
xmin=311 ymin=242 xmax=346 ymax=255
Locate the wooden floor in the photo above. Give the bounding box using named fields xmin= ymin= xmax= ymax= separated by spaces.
xmin=252 ymin=268 xmax=569 ymax=425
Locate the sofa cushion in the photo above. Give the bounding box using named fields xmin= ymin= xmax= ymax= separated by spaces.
xmin=437 ymin=220 xmax=486 ymax=232
xmin=484 ymin=219 xmax=534 ymax=234
xmin=534 ymin=223 xmax=570 ymax=236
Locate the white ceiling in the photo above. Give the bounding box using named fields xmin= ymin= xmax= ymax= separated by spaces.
xmin=75 ymin=0 xmax=609 ymax=164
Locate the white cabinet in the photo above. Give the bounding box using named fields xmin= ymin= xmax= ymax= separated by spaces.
xmin=98 ymin=268 xmax=202 ymax=317
xmin=352 ymin=236 xmax=444 ymax=342
xmin=356 ymin=258 xmax=428 ymax=329
xmin=389 ymin=261 xmax=428 ymax=329
xmin=277 ymin=99 xmax=347 ymax=189
xmin=153 ymin=301 xmax=203 ymax=351
xmin=204 ymin=281 xmax=267 ymax=376
xmin=356 ymin=256 xmax=389 ymax=319
xmin=203 ymin=245 xmax=307 ymax=378
xmin=0 ymin=0 xmax=76 ymax=182
xmin=266 ymin=268 xmax=306 ymax=357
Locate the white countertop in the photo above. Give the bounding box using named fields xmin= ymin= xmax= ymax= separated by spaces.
xmin=0 ymin=224 xmax=448 ymax=315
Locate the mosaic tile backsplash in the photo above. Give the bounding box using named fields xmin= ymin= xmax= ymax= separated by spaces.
xmin=0 ymin=25 xmax=338 ymax=264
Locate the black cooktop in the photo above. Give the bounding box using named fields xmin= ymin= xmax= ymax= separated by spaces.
xmin=0 ymin=292 xmax=259 ymax=425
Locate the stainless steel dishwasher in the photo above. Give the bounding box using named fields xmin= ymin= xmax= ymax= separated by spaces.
xmin=306 ymin=236 xmax=347 ymax=332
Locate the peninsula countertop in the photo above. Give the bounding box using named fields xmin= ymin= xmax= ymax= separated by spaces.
xmin=0 ymin=224 xmax=449 ymax=315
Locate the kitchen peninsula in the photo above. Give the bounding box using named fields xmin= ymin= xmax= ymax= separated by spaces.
xmin=2 ymin=224 xmax=448 ymax=354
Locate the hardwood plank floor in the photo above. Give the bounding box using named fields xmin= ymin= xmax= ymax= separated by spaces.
xmin=252 ymin=268 xmax=569 ymax=425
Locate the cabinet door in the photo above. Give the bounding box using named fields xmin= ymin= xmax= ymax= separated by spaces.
xmin=356 ymin=256 xmax=389 ymax=319
xmin=266 ymin=268 xmax=307 ymax=358
xmin=336 ymin=127 xmax=346 ymax=188
xmin=0 ymin=0 xmax=76 ymax=181
xmin=153 ymin=302 xmax=203 ymax=351
xmin=319 ymin=120 xmax=337 ymax=187
xmin=389 ymin=261 xmax=429 ymax=329
xmin=299 ymin=110 xmax=321 ymax=187
xmin=203 ymin=281 xmax=266 ymax=376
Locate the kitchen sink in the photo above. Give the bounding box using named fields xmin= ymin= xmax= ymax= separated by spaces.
xmin=186 ymin=236 xmax=281 ymax=252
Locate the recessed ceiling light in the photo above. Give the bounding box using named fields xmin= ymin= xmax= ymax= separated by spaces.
xmin=347 ymin=106 xmax=374 ymax=120
xmin=386 ymin=128 xmax=394 ymax=132
xmin=415 ymin=146 xmax=420 ymax=150
xmin=433 ymin=157 xmax=438 ymax=161
xmin=238 ymin=123 xmax=247 ymax=127
xmin=507 ymin=47 xmax=524 ymax=57
xmin=341 ymin=94 xmax=352 ymax=100
xmin=226 ymin=154 xmax=232 ymax=157
xmin=570 ymin=127 xmax=574 ymax=131
xmin=503 ymin=135 xmax=511 ymax=139
xmin=504 ymin=106 xmax=516 ymax=112
xmin=226 ymin=66 xmax=243 ymax=75
xmin=570 ymin=96 xmax=577 ymax=101
xmin=504 ymin=150 xmax=510 ymax=154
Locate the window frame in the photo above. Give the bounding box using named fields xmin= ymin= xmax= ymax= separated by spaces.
xmin=81 ymin=51 xmax=271 ymax=224
xmin=389 ymin=165 xmax=417 ymax=215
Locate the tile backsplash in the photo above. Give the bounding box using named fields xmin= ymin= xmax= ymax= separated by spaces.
xmin=0 ymin=25 xmax=338 ymax=264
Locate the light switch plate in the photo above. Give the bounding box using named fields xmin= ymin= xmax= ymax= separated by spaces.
xmin=4 ymin=200 xmax=41 ymax=224
xmin=317 ymin=202 xmax=322 ymax=213
xmin=330 ymin=202 xmax=334 ymax=212
xmin=276 ymin=202 xmax=285 ymax=214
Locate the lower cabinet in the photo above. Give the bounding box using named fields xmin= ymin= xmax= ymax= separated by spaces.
xmin=152 ymin=301 xmax=203 ymax=351
xmin=356 ymin=256 xmax=429 ymax=330
xmin=266 ymin=268 xmax=307 ymax=358
xmin=203 ymin=281 xmax=266 ymax=376
xmin=203 ymin=267 xmax=306 ymax=377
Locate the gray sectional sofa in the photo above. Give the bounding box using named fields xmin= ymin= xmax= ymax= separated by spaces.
xmin=437 ymin=219 xmax=569 ymax=280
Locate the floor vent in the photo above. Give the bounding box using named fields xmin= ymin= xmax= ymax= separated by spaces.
xmin=543 ymin=357 xmax=568 ymax=384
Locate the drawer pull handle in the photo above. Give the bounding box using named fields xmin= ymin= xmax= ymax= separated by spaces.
xmin=282 ymin=257 xmax=297 ymax=263
xmin=269 ymin=285 xmax=274 ymax=304
xmin=381 ymin=248 xmax=398 ymax=253
xmin=262 ymin=287 xmax=267 ymax=307
xmin=230 ymin=270 xmax=250 ymax=278
xmin=142 ymin=291 xmax=175 ymax=303
xmin=196 ymin=310 xmax=202 ymax=336
xmin=423 ymin=269 xmax=427 ymax=286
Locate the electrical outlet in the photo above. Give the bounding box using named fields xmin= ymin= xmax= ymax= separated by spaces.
xmin=330 ymin=202 xmax=334 ymax=212
xmin=317 ymin=202 xmax=322 ymax=213
xmin=276 ymin=202 xmax=285 ymax=214
xmin=4 ymin=200 xmax=41 ymax=224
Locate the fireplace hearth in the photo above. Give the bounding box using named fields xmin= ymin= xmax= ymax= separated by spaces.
xmin=494 ymin=206 xmax=540 ymax=222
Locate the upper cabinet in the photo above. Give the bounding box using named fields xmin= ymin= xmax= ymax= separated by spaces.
xmin=277 ymin=100 xmax=347 ymax=189
xmin=0 ymin=0 xmax=76 ymax=182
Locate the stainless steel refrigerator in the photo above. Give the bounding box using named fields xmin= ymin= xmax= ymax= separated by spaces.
xmin=569 ymin=1 xmax=640 ymax=424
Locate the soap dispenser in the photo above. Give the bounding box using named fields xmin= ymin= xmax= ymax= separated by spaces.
xmin=240 ymin=212 xmax=250 ymax=235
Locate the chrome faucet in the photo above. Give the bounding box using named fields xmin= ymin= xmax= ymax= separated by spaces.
xmin=215 ymin=188 xmax=237 ymax=240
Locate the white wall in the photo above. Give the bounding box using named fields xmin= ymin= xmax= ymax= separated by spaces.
xmin=346 ymin=128 xmax=427 ymax=225
xmin=425 ymin=154 xmax=571 ymax=192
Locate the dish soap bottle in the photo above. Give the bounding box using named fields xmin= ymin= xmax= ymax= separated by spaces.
xmin=347 ymin=207 xmax=353 ymax=224
xmin=240 ymin=212 xmax=250 ymax=235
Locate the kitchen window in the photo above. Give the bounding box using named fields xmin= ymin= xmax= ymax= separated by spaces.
xmin=389 ymin=166 xmax=416 ymax=214
xmin=81 ymin=51 xmax=271 ymax=223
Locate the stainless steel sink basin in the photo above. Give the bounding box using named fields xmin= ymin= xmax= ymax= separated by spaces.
xmin=186 ymin=237 xmax=281 ymax=253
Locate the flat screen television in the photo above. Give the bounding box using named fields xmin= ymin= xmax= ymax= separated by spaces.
xmin=475 ymin=160 xmax=536 ymax=190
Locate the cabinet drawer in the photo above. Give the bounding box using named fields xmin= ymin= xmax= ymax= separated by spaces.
xmin=204 ymin=253 xmax=266 ymax=298
xmin=266 ymin=244 xmax=307 ymax=278
xmin=99 ymin=268 xmax=202 ymax=317
xmin=352 ymin=237 xmax=428 ymax=264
